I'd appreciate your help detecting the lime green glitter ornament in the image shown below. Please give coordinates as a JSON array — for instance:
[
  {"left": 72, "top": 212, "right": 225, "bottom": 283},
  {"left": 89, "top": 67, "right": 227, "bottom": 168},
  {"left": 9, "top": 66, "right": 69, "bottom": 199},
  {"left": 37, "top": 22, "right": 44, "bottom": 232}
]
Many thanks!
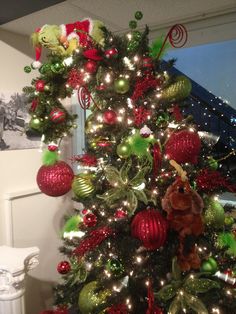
[
  {"left": 204, "top": 198, "right": 225, "bottom": 229},
  {"left": 78, "top": 281, "right": 111, "bottom": 314}
]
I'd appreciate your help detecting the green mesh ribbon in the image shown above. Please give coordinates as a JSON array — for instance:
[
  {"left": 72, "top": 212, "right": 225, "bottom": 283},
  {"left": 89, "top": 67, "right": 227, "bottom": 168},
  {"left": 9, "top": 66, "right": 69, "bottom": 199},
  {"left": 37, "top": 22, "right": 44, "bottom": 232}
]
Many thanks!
[
  {"left": 97, "top": 160, "right": 151, "bottom": 215},
  {"left": 156, "top": 257, "right": 220, "bottom": 314}
]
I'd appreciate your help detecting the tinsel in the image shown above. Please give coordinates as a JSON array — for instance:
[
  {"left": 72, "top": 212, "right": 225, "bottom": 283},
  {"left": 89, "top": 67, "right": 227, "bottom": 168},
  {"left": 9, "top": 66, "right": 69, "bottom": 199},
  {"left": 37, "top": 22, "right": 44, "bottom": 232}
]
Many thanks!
[
  {"left": 71, "top": 153, "right": 97, "bottom": 166},
  {"left": 133, "top": 106, "right": 151, "bottom": 126},
  {"left": 196, "top": 169, "right": 236, "bottom": 193},
  {"left": 73, "top": 227, "right": 114, "bottom": 257},
  {"left": 131, "top": 74, "right": 157, "bottom": 101}
]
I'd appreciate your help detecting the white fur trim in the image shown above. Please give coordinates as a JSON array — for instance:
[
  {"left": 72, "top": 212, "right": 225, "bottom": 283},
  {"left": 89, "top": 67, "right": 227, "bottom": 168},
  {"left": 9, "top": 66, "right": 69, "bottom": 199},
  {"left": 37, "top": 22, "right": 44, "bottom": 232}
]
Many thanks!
[
  {"left": 60, "top": 24, "right": 67, "bottom": 37},
  {"left": 32, "top": 61, "right": 42, "bottom": 69},
  {"left": 82, "top": 18, "right": 93, "bottom": 34},
  {"left": 67, "top": 32, "right": 80, "bottom": 41}
]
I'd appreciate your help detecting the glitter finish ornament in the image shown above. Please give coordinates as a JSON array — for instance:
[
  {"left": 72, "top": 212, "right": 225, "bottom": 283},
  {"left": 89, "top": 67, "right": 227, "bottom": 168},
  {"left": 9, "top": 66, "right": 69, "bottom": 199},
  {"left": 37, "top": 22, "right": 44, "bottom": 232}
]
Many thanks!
[
  {"left": 165, "top": 130, "right": 201, "bottom": 164},
  {"left": 78, "top": 281, "right": 111, "bottom": 314},
  {"left": 161, "top": 75, "right": 192, "bottom": 102},
  {"left": 51, "top": 61, "right": 64, "bottom": 74},
  {"left": 84, "top": 60, "right": 97, "bottom": 74},
  {"left": 114, "top": 78, "right": 130, "bottom": 94},
  {"left": 104, "top": 48, "right": 118, "bottom": 59},
  {"left": 131, "top": 209, "right": 168, "bottom": 250},
  {"left": 72, "top": 173, "right": 95, "bottom": 199},
  {"left": 49, "top": 108, "right": 66, "bottom": 123},
  {"left": 106, "top": 258, "right": 124, "bottom": 277},
  {"left": 83, "top": 213, "right": 97, "bottom": 227},
  {"left": 24, "top": 65, "right": 31, "bottom": 73},
  {"left": 103, "top": 110, "right": 117, "bottom": 125},
  {"left": 37, "top": 161, "right": 74, "bottom": 196},
  {"left": 35, "top": 79, "right": 46, "bottom": 92},
  {"left": 204, "top": 198, "right": 225, "bottom": 229},
  {"left": 57, "top": 261, "right": 71, "bottom": 274}
]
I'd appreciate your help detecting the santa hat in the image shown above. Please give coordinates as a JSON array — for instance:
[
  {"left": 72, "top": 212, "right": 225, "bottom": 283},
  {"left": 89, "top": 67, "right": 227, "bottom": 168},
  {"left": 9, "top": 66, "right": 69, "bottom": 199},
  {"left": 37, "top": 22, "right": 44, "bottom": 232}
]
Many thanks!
[{"left": 31, "top": 27, "right": 43, "bottom": 69}]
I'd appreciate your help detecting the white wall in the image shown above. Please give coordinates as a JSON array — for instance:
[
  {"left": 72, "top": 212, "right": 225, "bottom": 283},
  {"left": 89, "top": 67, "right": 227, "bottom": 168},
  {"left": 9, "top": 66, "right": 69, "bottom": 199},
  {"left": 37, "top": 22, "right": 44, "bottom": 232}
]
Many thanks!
[{"left": 0, "top": 30, "right": 73, "bottom": 313}]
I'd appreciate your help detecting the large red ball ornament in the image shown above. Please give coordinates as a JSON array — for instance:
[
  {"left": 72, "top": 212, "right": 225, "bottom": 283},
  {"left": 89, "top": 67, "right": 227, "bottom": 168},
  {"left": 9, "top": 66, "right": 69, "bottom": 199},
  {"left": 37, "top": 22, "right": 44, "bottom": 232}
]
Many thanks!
[
  {"left": 84, "top": 60, "right": 97, "bottom": 73},
  {"left": 103, "top": 110, "right": 117, "bottom": 125},
  {"left": 57, "top": 261, "right": 71, "bottom": 274},
  {"left": 49, "top": 108, "right": 66, "bottom": 123},
  {"left": 131, "top": 209, "right": 168, "bottom": 250},
  {"left": 104, "top": 48, "right": 118, "bottom": 59},
  {"left": 36, "top": 161, "right": 74, "bottom": 196},
  {"left": 165, "top": 130, "right": 201, "bottom": 164},
  {"left": 35, "top": 80, "right": 45, "bottom": 92}
]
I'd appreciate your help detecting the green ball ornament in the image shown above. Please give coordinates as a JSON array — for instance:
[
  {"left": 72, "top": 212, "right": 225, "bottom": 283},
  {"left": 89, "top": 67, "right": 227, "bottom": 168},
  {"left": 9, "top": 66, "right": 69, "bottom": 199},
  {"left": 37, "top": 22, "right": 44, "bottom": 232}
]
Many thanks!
[
  {"left": 114, "top": 78, "right": 130, "bottom": 94},
  {"left": 24, "top": 66, "right": 31, "bottom": 73},
  {"left": 129, "top": 20, "right": 137, "bottom": 29},
  {"left": 135, "top": 11, "right": 143, "bottom": 20},
  {"left": 51, "top": 62, "right": 64, "bottom": 74},
  {"left": 29, "top": 117, "right": 42, "bottom": 130},
  {"left": 72, "top": 173, "right": 95, "bottom": 199},
  {"left": 39, "top": 63, "right": 52, "bottom": 75},
  {"left": 208, "top": 157, "right": 218, "bottom": 170},
  {"left": 133, "top": 30, "right": 142, "bottom": 40},
  {"left": 106, "top": 258, "right": 124, "bottom": 277},
  {"left": 156, "top": 112, "right": 170, "bottom": 127},
  {"left": 224, "top": 216, "right": 234, "bottom": 226},
  {"left": 161, "top": 75, "right": 192, "bottom": 102},
  {"left": 116, "top": 142, "right": 132, "bottom": 159},
  {"left": 204, "top": 198, "right": 225, "bottom": 229},
  {"left": 78, "top": 281, "right": 111, "bottom": 314},
  {"left": 201, "top": 257, "right": 218, "bottom": 274}
]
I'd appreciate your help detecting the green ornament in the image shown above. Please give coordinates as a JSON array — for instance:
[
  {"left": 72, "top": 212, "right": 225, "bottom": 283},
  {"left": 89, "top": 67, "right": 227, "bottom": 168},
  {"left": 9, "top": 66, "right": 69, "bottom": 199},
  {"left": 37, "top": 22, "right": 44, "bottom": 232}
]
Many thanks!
[
  {"left": 129, "top": 20, "right": 137, "bottom": 29},
  {"left": 208, "top": 157, "right": 218, "bottom": 170},
  {"left": 29, "top": 117, "right": 41, "bottom": 130},
  {"left": 24, "top": 66, "right": 31, "bottom": 73},
  {"left": 135, "top": 11, "right": 143, "bottom": 20},
  {"left": 161, "top": 75, "right": 192, "bottom": 102},
  {"left": 224, "top": 216, "right": 234, "bottom": 226},
  {"left": 201, "top": 257, "right": 218, "bottom": 274},
  {"left": 51, "top": 61, "right": 64, "bottom": 74},
  {"left": 78, "top": 281, "right": 111, "bottom": 314},
  {"left": 39, "top": 63, "right": 52, "bottom": 75},
  {"left": 156, "top": 112, "right": 169, "bottom": 127},
  {"left": 106, "top": 258, "right": 124, "bottom": 277},
  {"left": 72, "top": 173, "right": 95, "bottom": 199},
  {"left": 114, "top": 78, "right": 130, "bottom": 94},
  {"left": 62, "top": 215, "right": 82, "bottom": 234},
  {"left": 116, "top": 142, "right": 132, "bottom": 159},
  {"left": 133, "top": 30, "right": 142, "bottom": 40},
  {"left": 204, "top": 198, "right": 225, "bottom": 229}
]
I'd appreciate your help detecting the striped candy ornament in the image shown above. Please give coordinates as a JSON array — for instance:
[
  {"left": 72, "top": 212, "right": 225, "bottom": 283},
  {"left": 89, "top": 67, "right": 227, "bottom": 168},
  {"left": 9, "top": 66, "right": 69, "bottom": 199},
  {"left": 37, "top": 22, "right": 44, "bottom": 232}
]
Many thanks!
[
  {"left": 49, "top": 108, "right": 66, "bottom": 123},
  {"left": 131, "top": 209, "right": 168, "bottom": 250},
  {"left": 72, "top": 173, "right": 95, "bottom": 199}
]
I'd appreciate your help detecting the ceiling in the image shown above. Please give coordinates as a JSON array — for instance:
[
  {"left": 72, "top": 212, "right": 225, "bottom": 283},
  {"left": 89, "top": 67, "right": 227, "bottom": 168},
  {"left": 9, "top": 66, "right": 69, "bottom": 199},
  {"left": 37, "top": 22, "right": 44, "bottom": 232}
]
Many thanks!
[{"left": 1, "top": 0, "right": 236, "bottom": 36}]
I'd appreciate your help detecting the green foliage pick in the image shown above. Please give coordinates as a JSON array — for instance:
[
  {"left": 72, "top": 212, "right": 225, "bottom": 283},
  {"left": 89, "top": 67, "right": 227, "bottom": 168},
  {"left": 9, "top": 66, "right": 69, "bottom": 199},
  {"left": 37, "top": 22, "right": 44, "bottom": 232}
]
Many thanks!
[
  {"left": 62, "top": 215, "right": 82, "bottom": 234},
  {"left": 217, "top": 232, "right": 236, "bottom": 256},
  {"left": 42, "top": 149, "right": 59, "bottom": 166},
  {"left": 149, "top": 36, "right": 170, "bottom": 59}
]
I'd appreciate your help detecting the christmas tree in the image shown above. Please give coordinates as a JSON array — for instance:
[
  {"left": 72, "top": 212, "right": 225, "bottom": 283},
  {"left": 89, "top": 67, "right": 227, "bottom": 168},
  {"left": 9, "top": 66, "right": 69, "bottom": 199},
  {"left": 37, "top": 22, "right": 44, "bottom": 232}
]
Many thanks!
[{"left": 23, "top": 13, "right": 236, "bottom": 314}]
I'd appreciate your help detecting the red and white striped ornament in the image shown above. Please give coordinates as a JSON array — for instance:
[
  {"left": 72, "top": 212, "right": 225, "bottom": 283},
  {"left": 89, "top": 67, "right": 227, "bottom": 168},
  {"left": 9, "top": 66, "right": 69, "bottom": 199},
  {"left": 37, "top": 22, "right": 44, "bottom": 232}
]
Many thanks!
[{"left": 49, "top": 108, "right": 66, "bottom": 123}]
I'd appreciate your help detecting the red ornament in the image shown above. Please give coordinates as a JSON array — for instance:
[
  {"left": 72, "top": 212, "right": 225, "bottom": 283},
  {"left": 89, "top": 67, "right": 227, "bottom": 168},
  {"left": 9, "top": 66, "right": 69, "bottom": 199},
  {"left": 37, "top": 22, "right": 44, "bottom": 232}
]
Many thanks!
[
  {"left": 83, "top": 213, "right": 97, "bottom": 227},
  {"left": 131, "top": 74, "right": 157, "bottom": 102},
  {"left": 49, "top": 108, "right": 66, "bottom": 123},
  {"left": 35, "top": 80, "right": 45, "bottom": 92},
  {"left": 133, "top": 106, "right": 151, "bottom": 126},
  {"left": 83, "top": 49, "right": 103, "bottom": 61},
  {"left": 36, "top": 161, "right": 74, "bottom": 196},
  {"left": 67, "top": 68, "right": 83, "bottom": 89},
  {"left": 48, "top": 143, "right": 58, "bottom": 152},
  {"left": 30, "top": 98, "right": 38, "bottom": 112},
  {"left": 104, "top": 48, "right": 118, "bottom": 59},
  {"left": 106, "top": 304, "right": 128, "bottom": 314},
  {"left": 114, "top": 209, "right": 127, "bottom": 219},
  {"left": 131, "top": 209, "right": 168, "bottom": 250},
  {"left": 57, "top": 261, "right": 71, "bottom": 274},
  {"left": 165, "top": 130, "right": 201, "bottom": 164},
  {"left": 72, "top": 153, "right": 97, "bottom": 166},
  {"left": 84, "top": 60, "right": 97, "bottom": 73},
  {"left": 171, "top": 104, "right": 183, "bottom": 122},
  {"left": 142, "top": 57, "right": 153, "bottom": 69},
  {"left": 103, "top": 110, "right": 117, "bottom": 125}
]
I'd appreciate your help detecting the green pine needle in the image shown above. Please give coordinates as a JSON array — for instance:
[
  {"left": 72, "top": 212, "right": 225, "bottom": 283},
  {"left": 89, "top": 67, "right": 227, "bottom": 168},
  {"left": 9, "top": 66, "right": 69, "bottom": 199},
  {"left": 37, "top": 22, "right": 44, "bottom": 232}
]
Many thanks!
[{"left": 42, "top": 149, "right": 59, "bottom": 166}]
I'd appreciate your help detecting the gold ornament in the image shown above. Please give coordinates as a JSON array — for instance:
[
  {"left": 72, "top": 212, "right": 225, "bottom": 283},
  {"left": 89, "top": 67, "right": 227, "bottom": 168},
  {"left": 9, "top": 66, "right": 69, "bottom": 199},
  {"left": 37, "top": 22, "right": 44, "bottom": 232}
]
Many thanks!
[{"left": 72, "top": 173, "right": 95, "bottom": 199}]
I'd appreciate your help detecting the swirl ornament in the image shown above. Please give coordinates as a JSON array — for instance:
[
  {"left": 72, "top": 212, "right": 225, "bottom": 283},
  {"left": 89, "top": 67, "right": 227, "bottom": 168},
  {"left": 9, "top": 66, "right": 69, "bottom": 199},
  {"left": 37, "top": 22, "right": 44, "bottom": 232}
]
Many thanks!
[{"left": 78, "top": 86, "right": 91, "bottom": 109}]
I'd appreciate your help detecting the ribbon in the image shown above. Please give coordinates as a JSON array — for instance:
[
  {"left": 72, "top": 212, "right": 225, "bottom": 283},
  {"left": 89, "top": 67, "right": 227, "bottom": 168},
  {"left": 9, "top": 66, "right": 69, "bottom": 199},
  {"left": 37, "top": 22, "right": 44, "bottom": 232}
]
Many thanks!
[
  {"left": 153, "top": 143, "right": 162, "bottom": 180},
  {"left": 146, "top": 282, "right": 163, "bottom": 314}
]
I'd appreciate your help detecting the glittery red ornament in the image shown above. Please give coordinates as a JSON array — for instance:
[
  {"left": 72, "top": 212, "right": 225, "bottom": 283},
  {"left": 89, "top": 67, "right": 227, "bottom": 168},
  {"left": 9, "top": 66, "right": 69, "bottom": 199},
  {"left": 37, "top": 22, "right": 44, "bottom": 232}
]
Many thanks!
[
  {"left": 35, "top": 80, "right": 45, "bottom": 92},
  {"left": 83, "top": 213, "right": 97, "bottom": 227},
  {"left": 104, "top": 48, "right": 118, "bottom": 59},
  {"left": 84, "top": 60, "right": 97, "bottom": 73},
  {"left": 67, "top": 68, "right": 83, "bottom": 89},
  {"left": 30, "top": 98, "right": 38, "bottom": 112},
  {"left": 133, "top": 106, "right": 151, "bottom": 126},
  {"left": 72, "top": 153, "right": 97, "bottom": 166},
  {"left": 36, "top": 161, "right": 74, "bottom": 196},
  {"left": 103, "top": 110, "right": 117, "bottom": 125},
  {"left": 57, "top": 261, "right": 71, "bottom": 274},
  {"left": 114, "top": 209, "right": 127, "bottom": 219},
  {"left": 49, "top": 108, "right": 66, "bottom": 123},
  {"left": 165, "top": 130, "right": 201, "bottom": 164},
  {"left": 131, "top": 209, "right": 168, "bottom": 250}
]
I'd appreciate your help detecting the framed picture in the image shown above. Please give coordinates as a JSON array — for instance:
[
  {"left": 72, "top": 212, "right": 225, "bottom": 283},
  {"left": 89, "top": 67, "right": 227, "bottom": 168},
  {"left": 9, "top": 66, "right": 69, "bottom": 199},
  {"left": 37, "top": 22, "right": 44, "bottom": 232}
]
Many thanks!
[{"left": 0, "top": 92, "right": 41, "bottom": 151}]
